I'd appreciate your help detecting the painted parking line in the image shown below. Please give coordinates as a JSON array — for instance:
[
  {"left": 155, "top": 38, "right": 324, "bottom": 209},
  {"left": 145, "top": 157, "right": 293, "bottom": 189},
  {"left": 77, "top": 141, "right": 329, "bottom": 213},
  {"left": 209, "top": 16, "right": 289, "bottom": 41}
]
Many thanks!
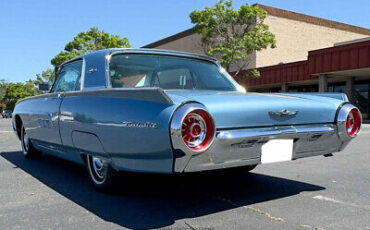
[
  {"left": 0, "top": 131, "right": 14, "bottom": 133},
  {"left": 313, "top": 195, "right": 370, "bottom": 210}
]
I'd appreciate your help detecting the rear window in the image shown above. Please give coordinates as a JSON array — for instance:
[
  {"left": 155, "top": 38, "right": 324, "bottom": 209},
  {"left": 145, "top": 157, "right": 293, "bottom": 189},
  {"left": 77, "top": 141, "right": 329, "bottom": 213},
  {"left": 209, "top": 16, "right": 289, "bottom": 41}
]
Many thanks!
[{"left": 109, "top": 54, "right": 236, "bottom": 91}]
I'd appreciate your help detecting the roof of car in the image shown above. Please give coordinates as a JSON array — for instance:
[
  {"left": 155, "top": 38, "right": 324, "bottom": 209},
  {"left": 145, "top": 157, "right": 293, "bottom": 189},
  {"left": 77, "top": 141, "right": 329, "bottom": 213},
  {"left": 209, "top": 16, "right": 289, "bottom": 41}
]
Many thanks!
[{"left": 62, "top": 48, "right": 218, "bottom": 67}]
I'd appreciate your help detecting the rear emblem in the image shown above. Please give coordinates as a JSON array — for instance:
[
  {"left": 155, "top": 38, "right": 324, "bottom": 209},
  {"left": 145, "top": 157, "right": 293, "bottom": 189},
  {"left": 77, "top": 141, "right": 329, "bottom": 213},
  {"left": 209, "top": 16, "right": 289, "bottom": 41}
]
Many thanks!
[{"left": 269, "top": 109, "right": 298, "bottom": 117}]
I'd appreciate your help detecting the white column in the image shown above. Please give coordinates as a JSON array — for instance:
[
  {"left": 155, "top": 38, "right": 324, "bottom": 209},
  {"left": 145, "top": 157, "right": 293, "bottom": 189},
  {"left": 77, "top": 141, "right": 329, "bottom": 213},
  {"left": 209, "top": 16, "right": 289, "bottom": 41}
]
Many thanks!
[
  {"left": 318, "top": 75, "right": 328, "bottom": 92},
  {"left": 346, "top": 77, "right": 354, "bottom": 103},
  {"left": 281, "top": 83, "right": 288, "bottom": 92}
]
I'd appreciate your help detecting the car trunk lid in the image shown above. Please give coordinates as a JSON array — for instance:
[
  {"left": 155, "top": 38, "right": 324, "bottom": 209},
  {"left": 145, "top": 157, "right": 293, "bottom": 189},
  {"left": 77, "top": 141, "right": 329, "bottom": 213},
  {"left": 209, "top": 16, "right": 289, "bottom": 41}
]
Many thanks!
[{"left": 165, "top": 90, "right": 342, "bottom": 129}]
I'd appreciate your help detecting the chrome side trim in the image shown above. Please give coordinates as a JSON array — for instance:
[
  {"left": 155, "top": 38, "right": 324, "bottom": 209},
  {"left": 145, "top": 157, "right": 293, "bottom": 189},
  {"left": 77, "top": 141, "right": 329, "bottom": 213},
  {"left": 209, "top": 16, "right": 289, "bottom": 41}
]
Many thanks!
[
  {"left": 105, "top": 53, "right": 112, "bottom": 88},
  {"left": 80, "top": 58, "right": 86, "bottom": 91}
]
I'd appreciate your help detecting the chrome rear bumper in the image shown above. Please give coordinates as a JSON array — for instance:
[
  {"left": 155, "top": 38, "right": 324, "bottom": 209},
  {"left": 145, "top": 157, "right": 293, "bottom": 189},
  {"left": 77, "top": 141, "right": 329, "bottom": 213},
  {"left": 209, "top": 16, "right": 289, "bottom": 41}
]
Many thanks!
[{"left": 174, "top": 123, "right": 351, "bottom": 172}]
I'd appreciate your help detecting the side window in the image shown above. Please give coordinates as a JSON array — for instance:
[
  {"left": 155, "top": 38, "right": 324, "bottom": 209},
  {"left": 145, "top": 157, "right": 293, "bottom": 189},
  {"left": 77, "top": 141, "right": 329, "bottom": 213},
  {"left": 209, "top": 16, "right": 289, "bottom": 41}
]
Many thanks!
[{"left": 53, "top": 61, "right": 82, "bottom": 92}]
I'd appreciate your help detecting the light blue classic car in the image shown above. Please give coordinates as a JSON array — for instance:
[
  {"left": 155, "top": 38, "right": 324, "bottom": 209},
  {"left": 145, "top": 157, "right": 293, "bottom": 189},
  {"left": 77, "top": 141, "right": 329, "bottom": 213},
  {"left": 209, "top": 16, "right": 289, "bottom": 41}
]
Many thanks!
[{"left": 12, "top": 49, "right": 362, "bottom": 191}]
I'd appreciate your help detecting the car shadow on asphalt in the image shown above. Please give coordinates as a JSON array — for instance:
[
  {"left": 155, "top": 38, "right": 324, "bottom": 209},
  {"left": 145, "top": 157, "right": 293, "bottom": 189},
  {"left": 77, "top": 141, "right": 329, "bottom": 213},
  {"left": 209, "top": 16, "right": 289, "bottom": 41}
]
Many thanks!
[{"left": 1, "top": 151, "right": 324, "bottom": 229}]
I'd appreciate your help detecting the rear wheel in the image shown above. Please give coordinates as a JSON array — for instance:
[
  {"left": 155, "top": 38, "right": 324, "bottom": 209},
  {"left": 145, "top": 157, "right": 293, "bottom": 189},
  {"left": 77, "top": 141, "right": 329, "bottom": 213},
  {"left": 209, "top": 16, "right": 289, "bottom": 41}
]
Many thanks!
[
  {"left": 21, "top": 125, "right": 41, "bottom": 158},
  {"left": 86, "top": 155, "right": 118, "bottom": 192}
]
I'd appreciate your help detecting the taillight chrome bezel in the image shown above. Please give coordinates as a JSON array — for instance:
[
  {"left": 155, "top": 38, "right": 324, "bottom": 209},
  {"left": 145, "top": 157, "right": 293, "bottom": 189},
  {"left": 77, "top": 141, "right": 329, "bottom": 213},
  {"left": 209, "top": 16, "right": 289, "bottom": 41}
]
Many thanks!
[
  {"left": 170, "top": 103, "right": 216, "bottom": 156},
  {"left": 337, "top": 103, "right": 362, "bottom": 139}
]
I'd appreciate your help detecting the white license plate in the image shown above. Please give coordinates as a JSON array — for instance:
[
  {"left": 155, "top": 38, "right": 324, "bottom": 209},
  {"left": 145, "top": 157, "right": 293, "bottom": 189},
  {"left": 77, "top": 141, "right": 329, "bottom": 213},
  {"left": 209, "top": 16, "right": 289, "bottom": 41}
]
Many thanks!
[{"left": 261, "top": 139, "right": 293, "bottom": 164}]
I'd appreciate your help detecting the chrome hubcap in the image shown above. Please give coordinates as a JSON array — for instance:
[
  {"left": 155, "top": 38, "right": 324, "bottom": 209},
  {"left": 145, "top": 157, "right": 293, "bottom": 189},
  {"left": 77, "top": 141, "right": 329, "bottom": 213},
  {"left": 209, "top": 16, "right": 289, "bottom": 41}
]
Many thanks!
[
  {"left": 23, "top": 129, "right": 29, "bottom": 152},
  {"left": 92, "top": 156, "right": 106, "bottom": 180}
]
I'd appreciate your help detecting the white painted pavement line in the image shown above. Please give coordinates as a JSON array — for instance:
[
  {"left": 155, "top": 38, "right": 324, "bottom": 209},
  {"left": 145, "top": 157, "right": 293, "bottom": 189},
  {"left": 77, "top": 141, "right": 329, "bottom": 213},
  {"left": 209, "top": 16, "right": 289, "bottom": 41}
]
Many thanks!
[
  {"left": 0, "top": 131, "right": 13, "bottom": 133},
  {"left": 313, "top": 195, "right": 370, "bottom": 210}
]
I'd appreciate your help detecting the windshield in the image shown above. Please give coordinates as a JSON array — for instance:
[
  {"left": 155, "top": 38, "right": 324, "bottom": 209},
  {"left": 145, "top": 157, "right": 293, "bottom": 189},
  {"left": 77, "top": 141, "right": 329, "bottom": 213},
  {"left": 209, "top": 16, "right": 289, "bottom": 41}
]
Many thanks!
[{"left": 109, "top": 54, "right": 237, "bottom": 91}]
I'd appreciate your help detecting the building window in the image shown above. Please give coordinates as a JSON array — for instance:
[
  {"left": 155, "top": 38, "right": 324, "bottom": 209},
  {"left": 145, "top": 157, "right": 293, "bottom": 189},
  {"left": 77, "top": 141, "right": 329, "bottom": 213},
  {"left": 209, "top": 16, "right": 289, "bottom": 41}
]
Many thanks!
[
  {"left": 328, "top": 83, "right": 346, "bottom": 94},
  {"left": 268, "top": 87, "right": 281, "bottom": 93},
  {"left": 354, "top": 80, "right": 369, "bottom": 119},
  {"left": 288, "top": 85, "right": 318, "bottom": 92}
]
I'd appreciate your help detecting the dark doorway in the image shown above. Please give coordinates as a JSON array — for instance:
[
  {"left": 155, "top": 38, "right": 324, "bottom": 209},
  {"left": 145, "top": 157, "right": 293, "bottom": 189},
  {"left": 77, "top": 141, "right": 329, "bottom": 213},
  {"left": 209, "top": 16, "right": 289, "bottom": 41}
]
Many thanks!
[
  {"left": 328, "top": 82, "right": 346, "bottom": 94},
  {"left": 288, "top": 84, "right": 319, "bottom": 92},
  {"left": 354, "top": 80, "right": 370, "bottom": 119}
]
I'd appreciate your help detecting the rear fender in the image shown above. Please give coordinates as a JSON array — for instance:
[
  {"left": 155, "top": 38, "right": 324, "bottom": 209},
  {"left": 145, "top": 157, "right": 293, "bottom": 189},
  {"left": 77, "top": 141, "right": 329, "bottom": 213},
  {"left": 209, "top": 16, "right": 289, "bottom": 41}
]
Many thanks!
[{"left": 60, "top": 88, "right": 180, "bottom": 173}]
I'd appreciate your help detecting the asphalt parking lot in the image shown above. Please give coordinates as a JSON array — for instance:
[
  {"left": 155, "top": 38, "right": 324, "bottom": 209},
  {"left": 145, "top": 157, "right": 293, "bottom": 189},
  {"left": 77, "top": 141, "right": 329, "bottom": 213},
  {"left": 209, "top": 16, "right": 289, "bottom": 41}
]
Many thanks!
[{"left": 0, "top": 118, "right": 369, "bottom": 230}]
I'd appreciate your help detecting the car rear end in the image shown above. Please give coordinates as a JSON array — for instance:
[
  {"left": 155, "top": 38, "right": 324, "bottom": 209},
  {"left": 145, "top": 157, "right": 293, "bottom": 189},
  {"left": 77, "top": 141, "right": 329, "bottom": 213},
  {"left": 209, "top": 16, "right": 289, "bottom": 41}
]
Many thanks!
[
  {"left": 103, "top": 49, "right": 362, "bottom": 174},
  {"left": 168, "top": 97, "right": 362, "bottom": 173}
]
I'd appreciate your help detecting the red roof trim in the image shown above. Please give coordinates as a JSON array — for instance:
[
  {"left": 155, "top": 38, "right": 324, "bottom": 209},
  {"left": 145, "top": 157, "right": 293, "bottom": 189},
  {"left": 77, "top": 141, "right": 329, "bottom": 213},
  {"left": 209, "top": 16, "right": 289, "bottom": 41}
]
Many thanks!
[{"left": 234, "top": 40, "right": 370, "bottom": 87}]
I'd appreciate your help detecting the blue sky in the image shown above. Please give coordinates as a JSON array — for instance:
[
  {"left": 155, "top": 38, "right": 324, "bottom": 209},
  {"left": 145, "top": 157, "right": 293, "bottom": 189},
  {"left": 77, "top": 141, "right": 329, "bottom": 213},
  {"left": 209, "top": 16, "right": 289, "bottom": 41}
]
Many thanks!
[{"left": 0, "top": 0, "right": 369, "bottom": 83}]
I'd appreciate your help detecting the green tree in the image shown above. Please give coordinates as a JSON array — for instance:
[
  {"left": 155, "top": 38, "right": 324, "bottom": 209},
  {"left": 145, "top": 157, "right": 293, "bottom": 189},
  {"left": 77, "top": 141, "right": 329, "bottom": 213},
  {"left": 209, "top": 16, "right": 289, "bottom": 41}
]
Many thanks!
[
  {"left": 0, "top": 79, "right": 8, "bottom": 111},
  {"left": 3, "top": 82, "right": 39, "bottom": 110},
  {"left": 51, "top": 27, "right": 131, "bottom": 68},
  {"left": 0, "top": 79, "right": 8, "bottom": 100},
  {"left": 34, "top": 68, "right": 55, "bottom": 86},
  {"left": 190, "top": 0, "right": 276, "bottom": 78}
]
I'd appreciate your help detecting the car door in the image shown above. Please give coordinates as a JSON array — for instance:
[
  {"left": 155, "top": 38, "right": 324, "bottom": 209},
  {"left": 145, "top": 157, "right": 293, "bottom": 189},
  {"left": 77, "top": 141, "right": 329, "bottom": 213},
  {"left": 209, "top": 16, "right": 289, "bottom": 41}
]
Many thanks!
[
  {"left": 34, "top": 60, "right": 83, "bottom": 150},
  {"left": 27, "top": 91, "right": 63, "bottom": 148}
]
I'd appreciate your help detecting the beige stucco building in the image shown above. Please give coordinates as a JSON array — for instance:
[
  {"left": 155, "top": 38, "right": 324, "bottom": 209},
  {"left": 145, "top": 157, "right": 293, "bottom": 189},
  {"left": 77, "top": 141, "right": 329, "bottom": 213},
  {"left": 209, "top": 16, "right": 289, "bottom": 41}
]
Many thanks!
[
  {"left": 143, "top": 4, "right": 370, "bottom": 119},
  {"left": 144, "top": 4, "right": 369, "bottom": 69}
]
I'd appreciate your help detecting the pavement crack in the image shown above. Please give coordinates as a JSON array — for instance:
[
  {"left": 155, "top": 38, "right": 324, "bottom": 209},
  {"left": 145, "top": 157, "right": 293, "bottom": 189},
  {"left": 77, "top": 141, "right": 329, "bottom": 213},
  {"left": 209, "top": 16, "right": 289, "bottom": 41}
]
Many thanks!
[
  {"left": 184, "top": 187, "right": 327, "bottom": 230},
  {"left": 207, "top": 194, "right": 285, "bottom": 223},
  {"left": 179, "top": 183, "right": 286, "bottom": 224},
  {"left": 243, "top": 205, "right": 285, "bottom": 222},
  {"left": 184, "top": 222, "right": 197, "bottom": 230}
]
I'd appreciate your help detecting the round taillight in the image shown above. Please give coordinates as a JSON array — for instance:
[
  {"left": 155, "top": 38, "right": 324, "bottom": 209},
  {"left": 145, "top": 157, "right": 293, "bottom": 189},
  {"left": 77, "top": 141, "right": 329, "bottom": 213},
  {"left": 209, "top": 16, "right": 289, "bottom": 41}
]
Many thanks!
[
  {"left": 346, "top": 108, "right": 361, "bottom": 137},
  {"left": 181, "top": 109, "right": 214, "bottom": 151}
]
